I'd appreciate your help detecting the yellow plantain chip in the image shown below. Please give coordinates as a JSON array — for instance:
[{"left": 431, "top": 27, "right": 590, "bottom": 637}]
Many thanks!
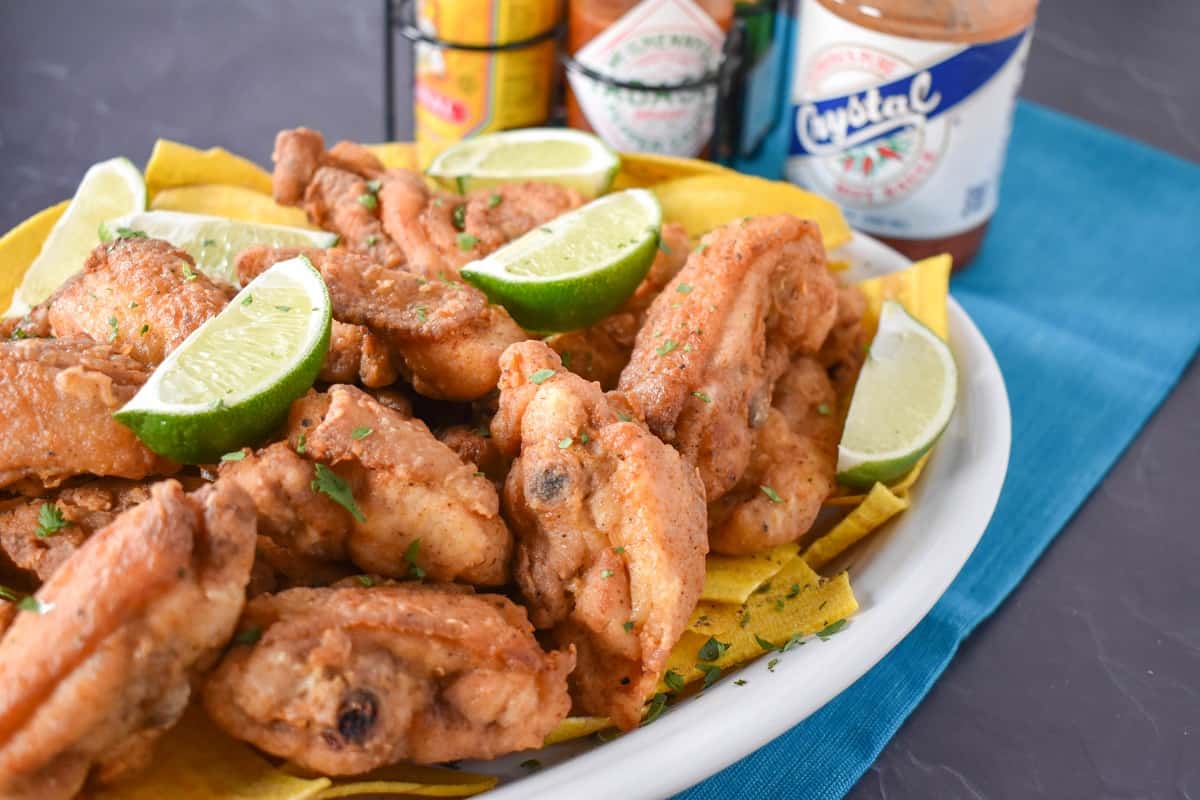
[
  {"left": 315, "top": 765, "right": 497, "bottom": 798},
  {"left": 144, "top": 139, "right": 273, "bottom": 198},
  {"left": 0, "top": 200, "right": 67, "bottom": 312},
  {"left": 803, "top": 482, "right": 910, "bottom": 570},
  {"left": 95, "top": 707, "right": 330, "bottom": 800},
  {"left": 544, "top": 716, "right": 614, "bottom": 746},
  {"left": 855, "top": 252, "right": 951, "bottom": 340},
  {"left": 688, "top": 600, "right": 745, "bottom": 636},
  {"left": 661, "top": 557, "right": 858, "bottom": 688},
  {"left": 611, "top": 151, "right": 731, "bottom": 190},
  {"left": 366, "top": 142, "right": 420, "bottom": 171},
  {"left": 653, "top": 173, "right": 852, "bottom": 250},
  {"left": 150, "top": 184, "right": 317, "bottom": 229},
  {"left": 701, "top": 543, "right": 800, "bottom": 604}
]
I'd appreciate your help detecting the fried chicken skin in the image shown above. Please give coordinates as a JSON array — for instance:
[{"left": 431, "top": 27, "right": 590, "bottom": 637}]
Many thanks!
[
  {"left": 438, "top": 424, "right": 507, "bottom": 485},
  {"left": 0, "top": 479, "right": 257, "bottom": 799},
  {"left": 272, "top": 127, "right": 327, "bottom": 206},
  {"left": 203, "top": 584, "right": 574, "bottom": 772},
  {"left": 0, "top": 339, "right": 176, "bottom": 491},
  {"left": 617, "top": 215, "right": 837, "bottom": 500},
  {"left": 237, "top": 246, "right": 526, "bottom": 400},
  {"left": 820, "top": 285, "right": 870, "bottom": 400},
  {"left": 0, "top": 480, "right": 152, "bottom": 583},
  {"left": 494, "top": 341, "right": 708, "bottom": 730},
  {"left": 708, "top": 358, "right": 839, "bottom": 554},
  {"left": 322, "top": 320, "right": 401, "bottom": 388}
]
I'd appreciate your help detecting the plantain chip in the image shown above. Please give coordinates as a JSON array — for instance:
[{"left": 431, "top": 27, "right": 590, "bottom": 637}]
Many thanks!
[
  {"left": 144, "top": 139, "right": 273, "bottom": 199},
  {"left": 314, "top": 765, "right": 497, "bottom": 798},
  {"left": 803, "top": 482, "right": 910, "bottom": 570},
  {"left": 150, "top": 184, "right": 316, "bottom": 229},
  {"left": 610, "top": 151, "right": 731, "bottom": 191},
  {"left": 653, "top": 173, "right": 852, "bottom": 250},
  {"left": 95, "top": 707, "right": 330, "bottom": 800},
  {"left": 0, "top": 200, "right": 67, "bottom": 312},
  {"left": 701, "top": 543, "right": 800, "bottom": 604},
  {"left": 544, "top": 716, "right": 614, "bottom": 746},
  {"left": 661, "top": 557, "right": 858, "bottom": 689},
  {"left": 366, "top": 142, "right": 420, "bottom": 171},
  {"left": 855, "top": 252, "right": 951, "bottom": 340}
]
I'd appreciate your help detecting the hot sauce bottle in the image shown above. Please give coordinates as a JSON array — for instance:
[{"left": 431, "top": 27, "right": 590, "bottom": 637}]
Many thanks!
[
  {"left": 566, "top": 0, "right": 734, "bottom": 157},
  {"left": 786, "top": 0, "right": 1039, "bottom": 268}
]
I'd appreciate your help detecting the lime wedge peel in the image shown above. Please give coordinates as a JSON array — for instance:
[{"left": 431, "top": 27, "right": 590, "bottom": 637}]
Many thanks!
[
  {"left": 427, "top": 128, "right": 620, "bottom": 198},
  {"left": 460, "top": 189, "right": 661, "bottom": 332},
  {"left": 7, "top": 157, "right": 145, "bottom": 316},
  {"left": 100, "top": 210, "right": 337, "bottom": 286},
  {"left": 836, "top": 300, "right": 958, "bottom": 488},
  {"left": 115, "top": 256, "right": 332, "bottom": 463}
]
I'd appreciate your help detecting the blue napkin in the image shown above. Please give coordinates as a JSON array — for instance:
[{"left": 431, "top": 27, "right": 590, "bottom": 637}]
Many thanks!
[{"left": 679, "top": 102, "right": 1200, "bottom": 800}]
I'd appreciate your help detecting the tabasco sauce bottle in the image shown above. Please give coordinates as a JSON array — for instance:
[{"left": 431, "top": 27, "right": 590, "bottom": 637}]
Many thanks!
[{"left": 786, "top": 0, "right": 1039, "bottom": 267}]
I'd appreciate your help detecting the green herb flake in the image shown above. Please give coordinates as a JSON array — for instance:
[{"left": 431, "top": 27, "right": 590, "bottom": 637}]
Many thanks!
[
  {"left": 817, "top": 619, "right": 848, "bottom": 640},
  {"left": 558, "top": 437, "right": 573, "bottom": 449},
  {"left": 613, "top": 546, "right": 625, "bottom": 554},
  {"left": 115, "top": 226, "right": 147, "bottom": 239},
  {"left": 600, "top": 568, "right": 614, "bottom": 578},
  {"left": 734, "top": 678, "right": 748, "bottom": 686},
  {"left": 365, "top": 234, "right": 379, "bottom": 247},
  {"left": 201, "top": 238, "right": 216, "bottom": 247},
  {"left": 656, "top": 339, "right": 678, "bottom": 357},
  {"left": 663, "top": 669, "right": 685, "bottom": 692},
  {"left": 234, "top": 626, "right": 263, "bottom": 645},
  {"left": 695, "top": 242, "right": 709, "bottom": 254},
  {"left": 295, "top": 433, "right": 307, "bottom": 454},
  {"left": 8, "top": 328, "right": 28, "bottom": 341},
  {"left": 18, "top": 595, "right": 52, "bottom": 614},
  {"left": 739, "top": 609, "right": 751, "bottom": 628},
  {"left": 351, "top": 426, "right": 373, "bottom": 440},
  {"left": 617, "top": 411, "right": 633, "bottom": 422},
  {"left": 415, "top": 305, "right": 428, "bottom": 323},
  {"left": 754, "top": 634, "right": 777, "bottom": 652},
  {"left": 311, "top": 463, "right": 365, "bottom": 522},
  {"left": 695, "top": 663, "right": 722, "bottom": 688},
  {"left": 451, "top": 204, "right": 467, "bottom": 231},
  {"left": 475, "top": 425, "right": 491, "bottom": 439},
  {"left": 676, "top": 283, "right": 693, "bottom": 294},
  {"left": 760, "top": 485, "right": 783, "bottom": 504},
  {"left": 774, "top": 598, "right": 785, "bottom": 611},
  {"left": 816, "top": 403, "right": 832, "bottom": 416},
  {"left": 181, "top": 263, "right": 198, "bottom": 281},
  {"left": 787, "top": 583, "right": 801, "bottom": 599},
  {"left": 756, "top": 581, "right": 773, "bottom": 594},
  {"left": 35, "top": 504, "right": 70, "bottom": 539},
  {"left": 220, "top": 450, "right": 246, "bottom": 462},
  {"left": 697, "top": 637, "right": 730, "bottom": 662},
  {"left": 107, "top": 316, "right": 119, "bottom": 342},
  {"left": 456, "top": 232, "right": 478, "bottom": 251},
  {"left": 782, "top": 633, "right": 806, "bottom": 652},
  {"left": 241, "top": 294, "right": 254, "bottom": 306},
  {"left": 0, "top": 585, "right": 19, "bottom": 603},
  {"left": 139, "top": 324, "right": 149, "bottom": 336},
  {"left": 365, "top": 179, "right": 382, "bottom": 194},
  {"left": 529, "top": 368, "right": 555, "bottom": 384},
  {"left": 623, "top": 620, "right": 635, "bottom": 632},
  {"left": 691, "top": 390, "right": 711, "bottom": 404},
  {"left": 487, "top": 193, "right": 502, "bottom": 208},
  {"left": 358, "top": 192, "right": 378, "bottom": 210},
  {"left": 641, "top": 693, "right": 668, "bottom": 726},
  {"left": 404, "top": 538, "right": 426, "bottom": 580},
  {"left": 579, "top": 432, "right": 589, "bottom": 444},
  {"left": 767, "top": 657, "right": 780, "bottom": 672},
  {"left": 128, "top": 301, "right": 139, "bottom": 309},
  {"left": 355, "top": 575, "right": 375, "bottom": 588}
]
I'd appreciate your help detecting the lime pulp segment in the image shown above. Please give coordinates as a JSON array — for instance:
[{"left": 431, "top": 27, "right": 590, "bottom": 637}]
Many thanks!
[{"left": 428, "top": 128, "right": 620, "bottom": 197}]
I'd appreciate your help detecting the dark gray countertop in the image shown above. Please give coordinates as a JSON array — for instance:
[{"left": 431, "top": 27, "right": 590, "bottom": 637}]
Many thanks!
[{"left": 1, "top": 2, "right": 1196, "bottom": 797}]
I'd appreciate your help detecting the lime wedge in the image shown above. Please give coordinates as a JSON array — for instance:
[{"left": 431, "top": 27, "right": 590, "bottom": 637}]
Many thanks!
[
  {"left": 460, "top": 189, "right": 661, "bottom": 331},
  {"left": 836, "top": 300, "right": 958, "bottom": 488},
  {"left": 115, "top": 256, "right": 332, "bottom": 463},
  {"left": 428, "top": 128, "right": 620, "bottom": 198},
  {"left": 6, "top": 157, "right": 145, "bottom": 315},
  {"left": 100, "top": 210, "right": 337, "bottom": 286}
]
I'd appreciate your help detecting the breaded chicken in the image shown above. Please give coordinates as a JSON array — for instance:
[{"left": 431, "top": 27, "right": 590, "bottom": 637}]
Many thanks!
[
  {"left": 617, "top": 216, "right": 837, "bottom": 500},
  {"left": 438, "top": 423, "right": 507, "bottom": 485},
  {"left": 0, "top": 339, "right": 176, "bottom": 491},
  {"left": 820, "top": 285, "right": 870, "bottom": 401},
  {"left": 0, "top": 480, "right": 152, "bottom": 583},
  {"left": 203, "top": 583, "right": 573, "bottom": 772},
  {"left": 304, "top": 167, "right": 407, "bottom": 269},
  {"left": 237, "top": 246, "right": 526, "bottom": 400},
  {"left": 494, "top": 342, "right": 708, "bottom": 730},
  {"left": 322, "top": 320, "right": 400, "bottom": 388},
  {"left": 0, "top": 479, "right": 257, "bottom": 799},
  {"left": 272, "top": 127, "right": 327, "bottom": 206},
  {"left": 708, "top": 358, "right": 839, "bottom": 554}
]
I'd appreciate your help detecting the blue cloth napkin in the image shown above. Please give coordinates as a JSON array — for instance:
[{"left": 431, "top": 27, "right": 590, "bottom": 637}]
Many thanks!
[{"left": 679, "top": 101, "right": 1200, "bottom": 800}]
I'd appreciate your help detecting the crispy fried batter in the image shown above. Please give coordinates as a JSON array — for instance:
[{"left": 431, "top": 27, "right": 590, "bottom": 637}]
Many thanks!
[
  {"left": 496, "top": 342, "right": 707, "bottom": 729},
  {"left": 204, "top": 583, "right": 573, "bottom": 773},
  {"left": 322, "top": 320, "right": 401, "bottom": 388},
  {"left": 708, "top": 358, "right": 838, "bottom": 554},
  {"left": 0, "top": 479, "right": 256, "bottom": 799},
  {"left": 0, "top": 339, "right": 176, "bottom": 491},
  {"left": 820, "top": 285, "right": 869, "bottom": 401},
  {"left": 617, "top": 216, "right": 837, "bottom": 500},
  {"left": 272, "top": 127, "right": 327, "bottom": 206},
  {"left": 305, "top": 167, "right": 406, "bottom": 269},
  {"left": 438, "top": 424, "right": 507, "bottom": 485}
]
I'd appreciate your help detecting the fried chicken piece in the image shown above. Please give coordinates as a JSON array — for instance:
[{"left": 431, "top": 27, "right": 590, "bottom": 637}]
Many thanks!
[
  {"left": 819, "top": 285, "right": 869, "bottom": 401},
  {"left": 0, "top": 479, "right": 257, "bottom": 799},
  {"left": 237, "top": 246, "right": 526, "bottom": 400},
  {"left": 708, "top": 358, "right": 839, "bottom": 554},
  {"left": 322, "top": 321, "right": 400, "bottom": 388},
  {"left": 617, "top": 216, "right": 838, "bottom": 500},
  {"left": 378, "top": 172, "right": 584, "bottom": 280},
  {"left": 204, "top": 583, "right": 573, "bottom": 773},
  {"left": 323, "top": 140, "right": 386, "bottom": 180},
  {"left": 0, "top": 339, "right": 176, "bottom": 491},
  {"left": 0, "top": 480, "right": 152, "bottom": 583},
  {"left": 272, "top": 127, "right": 327, "bottom": 206},
  {"left": 495, "top": 341, "right": 707, "bottom": 729},
  {"left": 303, "top": 167, "right": 407, "bottom": 269},
  {"left": 438, "top": 424, "right": 507, "bottom": 484}
]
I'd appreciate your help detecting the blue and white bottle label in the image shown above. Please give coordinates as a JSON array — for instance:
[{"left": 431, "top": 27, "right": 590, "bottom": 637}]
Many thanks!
[{"left": 786, "top": 0, "right": 1032, "bottom": 239}]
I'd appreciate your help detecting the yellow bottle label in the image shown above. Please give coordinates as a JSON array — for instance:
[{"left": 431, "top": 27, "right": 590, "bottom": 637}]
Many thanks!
[{"left": 414, "top": 0, "right": 559, "bottom": 168}]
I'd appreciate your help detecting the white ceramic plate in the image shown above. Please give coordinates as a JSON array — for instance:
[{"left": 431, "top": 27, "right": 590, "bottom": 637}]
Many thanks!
[{"left": 474, "top": 232, "right": 1012, "bottom": 800}]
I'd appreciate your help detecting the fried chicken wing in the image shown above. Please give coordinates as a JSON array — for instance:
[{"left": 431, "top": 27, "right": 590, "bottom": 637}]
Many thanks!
[
  {"left": 708, "top": 358, "right": 839, "bottom": 554},
  {"left": 0, "top": 479, "right": 257, "bottom": 799},
  {"left": 495, "top": 341, "right": 707, "bottom": 729},
  {"left": 617, "top": 215, "right": 837, "bottom": 500},
  {"left": 203, "top": 583, "right": 573, "bottom": 773},
  {"left": 0, "top": 480, "right": 151, "bottom": 583},
  {"left": 0, "top": 339, "right": 176, "bottom": 491}
]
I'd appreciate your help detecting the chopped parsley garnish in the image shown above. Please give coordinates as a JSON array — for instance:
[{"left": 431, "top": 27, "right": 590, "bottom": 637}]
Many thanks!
[
  {"left": 451, "top": 204, "right": 467, "bottom": 231},
  {"left": 520, "top": 759, "right": 541, "bottom": 771},
  {"left": 358, "top": 192, "right": 378, "bottom": 210},
  {"left": 456, "top": 232, "right": 478, "bottom": 251},
  {"left": 414, "top": 305, "right": 428, "bottom": 323},
  {"left": 734, "top": 679, "right": 748, "bottom": 686},
  {"left": 559, "top": 351, "right": 571, "bottom": 368},
  {"left": 107, "top": 316, "right": 119, "bottom": 342},
  {"left": 786, "top": 583, "right": 802, "bottom": 598},
  {"left": 816, "top": 403, "right": 832, "bottom": 416},
  {"left": 782, "top": 633, "right": 806, "bottom": 652},
  {"left": 767, "top": 657, "right": 779, "bottom": 672},
  {"left": 695, "top": 663, "right": 721, "bottom": 688},
  {"left": 201, "top": 238, "right": 216, "bottom": 247},
  {"left": 0, "top": 586, "right": 19, "bottom": 602},
  {"left": 139, "top": 324, "right": 149, "bottom": 336},
  {"left": 35, "top": 503, "right": 70, "bottom": 539},
  {"left": 695, "top": 242, "right": 708, "bottom": 253},
  {"left": 351, "top": 426, "right": 373, "bottom": 440},
  {"left": 9, "top": 327, "right": 28, "bottom": 341},
  {"left": 365, "top": 234, "right": 379, "bottom": 247},
  {"left": 487, "top": 193, "right": 502, "bottom": 208},
  {"left": 817, "top": 619, "right": 848, "bottom": 640},
  {"left": 739, "top": 609, "right": 751, "bottom": 628},
  {"left": 311, "top": 463, "right": 365, "bottom": 522},
  {"left": 579, "top": 432, "right": 589, "bottom": 444},
  {"left": 676, "top": 283, "right": 693, "bottom": 294},
  {"left": 558, "top": 437, "right": 573, "bottom": 449},
  {"left": 760, "top": 485, "right": 783, "bottom": 504},
  {"left": 623, "top": 620, "right": 635, "bottom": 632},
  {"left": 774, "top": 598, "right": 785, "bottom": 611},
  {"left": 641, "top": 693, "right": 668, "bottom": 726},
  {"left": 529, "top": 368, "right": 555, "bottom": 384},
  {"left": 663, "top": 669, "right": 685, "bottom": 692},
  {"left": 691, "top": 390, "right": 711, "bottom": 404},
  {"left": 754, "top": 634, "right": 776, "bottom": 652},
  {"left": 114, "top": 226, "right": 147, "bottom": 239},
  {"left": 18, "top": 595, "right": 52, "bottom": 614},
  {"left": 617, "top": 411, "right": 633, "bottom": 422},
  {"left": 295, "top": 433, "right": 307, "bottom": 454},
  {"left": 612, "top": 546, "right": 625, "bottom": 554},
  {"left": 655, "top": 339, "right": 677, "bottom": 357},
  {"left": 404, "top": 538, "right": 426, "bottom": 579},
  {"left": 697, "top": 637, "right": 730, "bottom": 662},
  {"left": 355, "top": 574, "right": 375, "bottom": 587},
  {"left": 756, "top": 581, "right": 772, "bottom": 594},
  {"left": 234, "top": 626, "right": 263, "bottom": 645},
  {"left": 181, "top": 263, "right": 198, "bottom": 281},
  {"left": 128, "top": 301, "right": 139, "bottom": 308},
  {"left": 365, "top": 179, "right": 382, "bottom": 193},
  {"left": 275, "top": 305, "right": 292, "bottom": 312},
  {"left": 600, "top": 569, "right": 614, "bottom": 578},
  {"left": 242, "top": 293, "right": 254, "bottom": 306},
  {"left": 220, "top": 450, "right": 246, "bottom": 462}
]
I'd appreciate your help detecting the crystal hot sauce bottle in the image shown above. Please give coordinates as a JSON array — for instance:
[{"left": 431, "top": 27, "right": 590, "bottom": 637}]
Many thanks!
[
  {"left": 787, "top": 0, "right": 1038, "bottom": 268},
  {"left": 566, "top": 0, "right": 734, "bottom": 157}
]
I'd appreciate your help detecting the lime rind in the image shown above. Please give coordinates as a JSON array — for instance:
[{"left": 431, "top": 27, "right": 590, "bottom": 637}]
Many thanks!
[
  {"left": 836, "top": 300, "right": 958, "bottom": 489},
  {"left": 115, "top": 256, "right": 331, "bottom": 463}
]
